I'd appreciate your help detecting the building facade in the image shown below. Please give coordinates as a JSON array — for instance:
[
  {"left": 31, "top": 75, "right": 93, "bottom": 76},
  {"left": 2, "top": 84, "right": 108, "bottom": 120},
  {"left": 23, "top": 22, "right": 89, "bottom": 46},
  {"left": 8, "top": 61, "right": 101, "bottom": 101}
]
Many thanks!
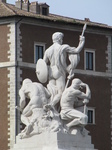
[{"left": 0, "top": 0, "right": 112, "bottom": 150}]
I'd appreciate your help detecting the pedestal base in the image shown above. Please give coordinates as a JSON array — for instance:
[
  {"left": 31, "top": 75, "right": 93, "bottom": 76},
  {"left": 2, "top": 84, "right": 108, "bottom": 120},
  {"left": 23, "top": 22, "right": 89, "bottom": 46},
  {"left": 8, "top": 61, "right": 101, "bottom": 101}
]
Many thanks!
[{"left": 12, "top": 132, "right": 97, "bottom": 150}]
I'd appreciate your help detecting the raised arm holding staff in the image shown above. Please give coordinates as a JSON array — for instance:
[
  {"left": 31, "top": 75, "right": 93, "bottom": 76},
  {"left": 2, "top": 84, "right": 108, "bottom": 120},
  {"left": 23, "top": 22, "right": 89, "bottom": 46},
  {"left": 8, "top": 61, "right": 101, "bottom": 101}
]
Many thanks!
[
  {"left": 65, "top": 23, "right": 87, "bottom": 88},
  {"left": 36, "top": 25, "right": 86, "bottom": 108}
]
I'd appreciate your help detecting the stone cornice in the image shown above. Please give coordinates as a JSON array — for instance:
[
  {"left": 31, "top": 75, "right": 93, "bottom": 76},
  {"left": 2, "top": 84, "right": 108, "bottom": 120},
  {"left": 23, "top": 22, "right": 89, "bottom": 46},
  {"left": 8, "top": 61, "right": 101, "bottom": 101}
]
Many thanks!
[{"left": 0, "top": 61, "right": 111, "bottom": 78}]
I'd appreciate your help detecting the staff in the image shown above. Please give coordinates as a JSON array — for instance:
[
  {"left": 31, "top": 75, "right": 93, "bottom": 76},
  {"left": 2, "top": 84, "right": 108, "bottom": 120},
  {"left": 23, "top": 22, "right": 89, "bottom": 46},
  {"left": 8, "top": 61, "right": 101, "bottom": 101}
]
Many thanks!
[{"left": 65, "top": 23, "right": 87, "bottom": 89}]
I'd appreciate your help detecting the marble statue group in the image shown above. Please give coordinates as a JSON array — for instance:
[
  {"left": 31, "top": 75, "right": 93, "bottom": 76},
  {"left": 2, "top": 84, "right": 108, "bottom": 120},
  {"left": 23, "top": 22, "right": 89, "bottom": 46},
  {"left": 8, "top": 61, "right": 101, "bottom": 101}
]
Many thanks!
[{"left": 17, "top": 24, "right": 91, "bottom": 139}]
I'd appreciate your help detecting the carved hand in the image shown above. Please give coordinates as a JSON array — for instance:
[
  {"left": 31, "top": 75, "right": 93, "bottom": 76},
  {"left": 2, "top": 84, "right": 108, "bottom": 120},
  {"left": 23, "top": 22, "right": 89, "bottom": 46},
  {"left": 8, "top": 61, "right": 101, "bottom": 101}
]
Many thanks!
[{"left": 79, "top": 35, "right": 85, "bottom": 42}]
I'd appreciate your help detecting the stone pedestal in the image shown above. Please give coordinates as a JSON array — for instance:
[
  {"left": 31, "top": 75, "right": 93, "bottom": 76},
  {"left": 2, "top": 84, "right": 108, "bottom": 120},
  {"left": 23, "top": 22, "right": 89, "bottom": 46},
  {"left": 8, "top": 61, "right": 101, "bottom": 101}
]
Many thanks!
[{"left": 12, "top": 132, "right": 97, "bottom": 150}]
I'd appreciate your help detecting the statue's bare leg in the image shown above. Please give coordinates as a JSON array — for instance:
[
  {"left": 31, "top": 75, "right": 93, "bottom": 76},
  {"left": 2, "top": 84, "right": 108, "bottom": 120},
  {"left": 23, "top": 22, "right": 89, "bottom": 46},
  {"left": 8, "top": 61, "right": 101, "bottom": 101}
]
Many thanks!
[
  {"left": 66, "top": 118, "right": 81, "bottom": 129},
  {"left": 65, "top": 110, "right": 88, "bottom": 129},
  {"left": 52, "top": 76, "right": 65, "bottom": 106}
]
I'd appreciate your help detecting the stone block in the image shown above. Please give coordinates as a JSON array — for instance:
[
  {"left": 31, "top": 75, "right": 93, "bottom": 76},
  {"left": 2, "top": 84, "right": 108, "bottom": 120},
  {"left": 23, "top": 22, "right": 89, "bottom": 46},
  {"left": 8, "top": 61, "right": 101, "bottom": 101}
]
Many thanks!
[{"left": 12, "top": 132, "right": 97, "bottom": 150}]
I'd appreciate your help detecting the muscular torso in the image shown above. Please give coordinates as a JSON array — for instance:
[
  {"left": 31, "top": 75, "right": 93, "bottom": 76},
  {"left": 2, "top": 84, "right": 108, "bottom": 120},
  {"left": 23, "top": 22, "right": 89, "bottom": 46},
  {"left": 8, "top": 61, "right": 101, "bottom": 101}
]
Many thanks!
[
  {"left": 60, "top": 88, "right": 78, "bottom": 109},
  {"left": 22, "top": 83, "right": 47, "bottom": 109},
  {"left": 44, "top": 43, "right": 61, "bottom": 66},
  {"left": 44, "top": 43, "right": 65, "bottom": 79}
]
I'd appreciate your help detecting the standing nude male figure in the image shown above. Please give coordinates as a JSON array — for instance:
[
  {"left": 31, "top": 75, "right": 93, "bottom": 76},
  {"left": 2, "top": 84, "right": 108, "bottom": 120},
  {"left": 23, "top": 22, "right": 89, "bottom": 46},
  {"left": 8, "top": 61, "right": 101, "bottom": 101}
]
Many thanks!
[{"left": 43, "top": 32, "right": 85, "bottom": 107}]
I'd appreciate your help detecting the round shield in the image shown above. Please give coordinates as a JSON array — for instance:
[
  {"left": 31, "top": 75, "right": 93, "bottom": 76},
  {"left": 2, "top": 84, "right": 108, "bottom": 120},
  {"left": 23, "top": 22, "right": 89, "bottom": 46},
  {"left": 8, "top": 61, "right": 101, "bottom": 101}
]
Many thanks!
[{"left": 36, "top": 59, "right": 48, "bottom": 83}]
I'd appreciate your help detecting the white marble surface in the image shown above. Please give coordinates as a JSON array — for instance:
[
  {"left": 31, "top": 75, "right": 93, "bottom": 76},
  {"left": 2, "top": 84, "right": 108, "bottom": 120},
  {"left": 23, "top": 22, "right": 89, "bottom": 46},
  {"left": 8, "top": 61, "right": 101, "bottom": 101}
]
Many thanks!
[
  {"left": 13, "top": 26, "right": 97, "bottom": 150},
  {"left": 12, "top": 132, "right": 97, "bottom": 150}
]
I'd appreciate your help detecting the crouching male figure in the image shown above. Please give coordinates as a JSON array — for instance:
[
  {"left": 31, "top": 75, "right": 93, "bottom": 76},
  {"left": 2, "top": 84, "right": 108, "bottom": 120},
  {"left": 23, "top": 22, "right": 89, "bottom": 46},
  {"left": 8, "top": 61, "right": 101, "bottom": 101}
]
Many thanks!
[{"left": 60, "top": 78, "right": 91, "bottom": 131}]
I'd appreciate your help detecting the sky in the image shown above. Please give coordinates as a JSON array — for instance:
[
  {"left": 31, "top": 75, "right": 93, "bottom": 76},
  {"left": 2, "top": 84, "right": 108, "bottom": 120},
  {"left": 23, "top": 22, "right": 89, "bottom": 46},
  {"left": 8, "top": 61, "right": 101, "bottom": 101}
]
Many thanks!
[{"left": 7, "top": 0, "right": 112, "bottom": 26}]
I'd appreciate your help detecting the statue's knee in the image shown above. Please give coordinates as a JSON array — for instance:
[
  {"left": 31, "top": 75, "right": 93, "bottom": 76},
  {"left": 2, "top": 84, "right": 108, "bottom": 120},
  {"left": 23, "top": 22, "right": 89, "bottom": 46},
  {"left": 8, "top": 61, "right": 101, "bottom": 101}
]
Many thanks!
[{"left": 80, "top": 115, "right": 88, "bottom": 125}]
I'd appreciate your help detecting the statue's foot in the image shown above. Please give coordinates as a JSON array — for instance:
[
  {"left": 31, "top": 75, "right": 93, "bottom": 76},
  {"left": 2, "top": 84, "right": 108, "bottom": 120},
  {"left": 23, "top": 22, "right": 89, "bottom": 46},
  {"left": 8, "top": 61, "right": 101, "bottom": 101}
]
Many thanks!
[
  {"left": 25, "top": 124, "right": 33, "bottom": 135},
  {"left": 19, "top": 133, "right": 29, "bottom": 139},
  {"left": 80, "top": 127, "right": 89, "bottom": 136},
  {"left": 63, "top": 125, "right": 70, "bottom": 134},
  {"left": 18, "top": 132, "right": 26, "bottom": 139}
]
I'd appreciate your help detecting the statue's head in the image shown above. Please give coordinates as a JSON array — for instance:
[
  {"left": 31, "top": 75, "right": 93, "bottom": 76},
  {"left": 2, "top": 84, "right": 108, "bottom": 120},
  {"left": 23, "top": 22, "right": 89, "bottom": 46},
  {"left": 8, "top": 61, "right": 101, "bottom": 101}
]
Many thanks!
[
  {"left": 71, "top": 78, "right": 82, "bottom": 89},
  {"left": 22, "top": 78, "right": 32, "bottom": 87},
  {"left": 52, "top": 32, "right": 64, "bottom": 44}
]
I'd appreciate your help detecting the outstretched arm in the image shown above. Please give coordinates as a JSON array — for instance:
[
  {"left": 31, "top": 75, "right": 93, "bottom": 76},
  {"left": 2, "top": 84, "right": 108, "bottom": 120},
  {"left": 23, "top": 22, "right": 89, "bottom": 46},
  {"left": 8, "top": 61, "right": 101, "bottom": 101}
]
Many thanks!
[
  {"left": 74, "top": 36, "right": 85, "bottom": 53},
  {"left": 64, "top": 36, "right": 85, "bottom": 54}
]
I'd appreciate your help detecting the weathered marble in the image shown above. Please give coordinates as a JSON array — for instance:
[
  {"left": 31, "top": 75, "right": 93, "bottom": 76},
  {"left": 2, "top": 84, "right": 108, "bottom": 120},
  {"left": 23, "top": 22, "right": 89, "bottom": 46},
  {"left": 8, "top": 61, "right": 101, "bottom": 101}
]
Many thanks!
[{"left": 13, "top": 24, "right": 97, "bottom": 150}]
